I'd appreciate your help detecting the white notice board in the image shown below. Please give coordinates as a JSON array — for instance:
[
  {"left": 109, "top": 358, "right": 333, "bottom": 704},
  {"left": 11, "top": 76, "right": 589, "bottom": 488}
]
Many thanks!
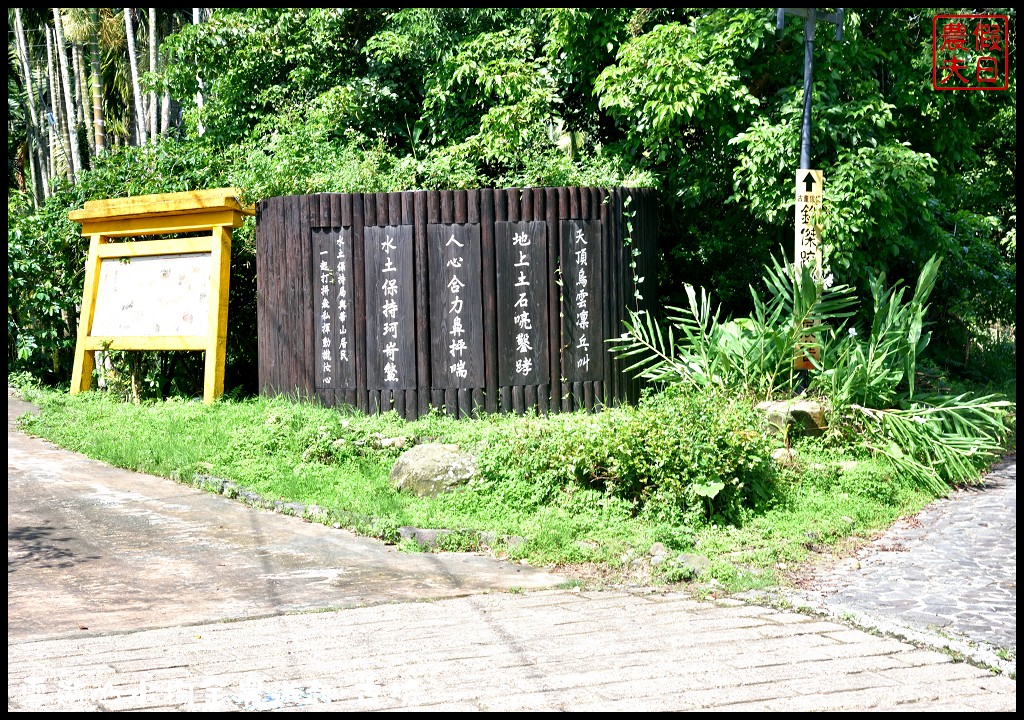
[{"left": 90, "top": 253, "right": 212, "bottom": 337}]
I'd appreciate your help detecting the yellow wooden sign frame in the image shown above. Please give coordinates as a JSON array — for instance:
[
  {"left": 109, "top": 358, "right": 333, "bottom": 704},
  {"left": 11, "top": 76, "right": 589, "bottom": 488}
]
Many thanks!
[{"left": 69, "top": 188, "right": 254, "bottom": 404}]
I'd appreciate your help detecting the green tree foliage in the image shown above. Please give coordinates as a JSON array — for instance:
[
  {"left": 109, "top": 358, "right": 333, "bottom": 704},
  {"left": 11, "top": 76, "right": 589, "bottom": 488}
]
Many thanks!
[{"left": 7, "top": 7, "right": 1015, "bottom": 394}]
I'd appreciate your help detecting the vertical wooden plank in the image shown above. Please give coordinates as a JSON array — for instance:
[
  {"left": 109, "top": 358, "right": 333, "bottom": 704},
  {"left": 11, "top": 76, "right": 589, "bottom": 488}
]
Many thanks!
[
  {"left": 272, "top": 197, "right": 290, "bottom": 397},
  {"left": 618, "top": 188, "right": 631, "bottom": 404},
  {"left": 402, "top": 191, "right": 415, "bottom": 225},
  {"left": 341, "top": 192, "right": 352, "bottom": 228},
  {"left": 389, "top": 192, "right": 402, "bottom": 226},
  {"left": 609, "top": 188, "right": 622, "bottom": 407},
  {"left": 480, "top": 189, "right": 498, "bottom": 414},
  {"left": 445, "top": 387, "right": 457, "bottom": 416},
  {"left": 280, "top": 195, "right": 299, "bottom": 398},
  {"left": 376, "top": 192, "right": 389, "bottom": 227},
  {"left": 414, "top": 191, "right": 430, "bottom": 419},
  {"left": 513, "top": 385, "right": 525, "bottom": 415},
  {"left": 440, "top": 190, "right": 455, "bottom": 224},
  {"left": 255, "top": 200, "right": 269, "bottom": 394},
  {"left": 255, "top": 199, "right": 266, "bottom": 396},
  {"left": 580, "top": 186, "right": 591, "bottom": 221},
  {"left": 545, "top": 187, "right": 559, "bottom": 413},
  {"left": 426, "top": 193, "right": 440, "bottom": 416},
  {"left": 454, "top": 190, "right": 467, "bottom": 223},
  {"left": 558, "top": 187, "right": 571, "bottom": 412},
  {"left": 427, "top": 191, "right": 440, "bottom": 225},
  {"left": 584, "top": 381, "right": 594, "bottom": 412},
  {"left": 598, "top": 189, "right": 613, "bottom": 409},
  {"left": 521, "top": 188, "right": 533, "bottom": 221},
  {"left": 471, "top": 387, "right": 485, "bottom": 417},
  {"left": 362, "top": 194, "right": 378, "bottom": 411},
  {"left": 524, "top": 384, "right": 537, "bottom": 415},
  {"left": 467, "top": 189, "right": 480, "bottom": 225},
  {"left": 276, "top": 197, "right": 288, "bottom": 398},
  {"left": 352, "top": 195, "right": 368, "bottom": 413},
  {"left": 494, "top": 189, "right": 507, "bottom": 222},
  {"left": 494, "top": 189, "right": 509, "bottom": 412},
  {"left": 507, "top": 188, "right": 520, "bottom": 222},
  {"left": 270, "top": 197, "right": 286, "bottom": 398},
  {"left": 636, "top": 188, "right": 648, "bottom": 404},
  {"left": 531, "top": 187, "right": 546, "bottom": 414},
  {"left": 627, "top": 189, "right": 640, "bottom": 404},
  {"left": 318, "top": 192, "right": 330, "bottom": 228},
  {"left": 364, "top": 193, "right": 378, "bottom": 228},
  {"left": 330, "top": 193, "right": 342, "bottom": 228},
  {"left": 394, "top": 388, "right": 405, "bottom": 417},
  {"left": 593, "top": 190, "right": 604, "bottom": 406},
  {"left": 457, "top": 388, "right": 471, "bottom": 418},
  {"left": 299, "top": 194, "right": 315, "bottom": 400}
]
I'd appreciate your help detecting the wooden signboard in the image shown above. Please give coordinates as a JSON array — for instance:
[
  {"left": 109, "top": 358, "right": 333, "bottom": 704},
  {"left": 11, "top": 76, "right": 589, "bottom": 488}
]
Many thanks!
[
  {"left": 68, "top": 188, "right": 253, "bottom": 404},
  {"left": 364, "top": 225, "right": 416, "bottom": 390},
  {"left": 561, "top": 219, "right": 604, "bottom": 382},
  {"left": 312, "top": 227, "right": 357, "bottom": 391},
  {"left": 495, "top": 220, "right": 549, "bottom": 387},
  {"left": 427, "top": 223, "right": 484, "bottom": 389}
]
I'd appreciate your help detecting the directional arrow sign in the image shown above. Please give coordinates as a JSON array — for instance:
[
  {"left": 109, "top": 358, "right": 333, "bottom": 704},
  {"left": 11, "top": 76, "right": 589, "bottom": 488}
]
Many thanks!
[
  {"left": 794, "top": 169, "right": 824, "bottom": 274},
  {"left": 794, "top": 169, "right": 825, "bottom": 371}
]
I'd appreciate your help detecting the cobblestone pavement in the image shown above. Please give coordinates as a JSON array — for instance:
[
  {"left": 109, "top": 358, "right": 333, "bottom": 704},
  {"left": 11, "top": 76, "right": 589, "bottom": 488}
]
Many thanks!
[{"left": 774, "top": 456, "right": 1016, "bottom": 676}]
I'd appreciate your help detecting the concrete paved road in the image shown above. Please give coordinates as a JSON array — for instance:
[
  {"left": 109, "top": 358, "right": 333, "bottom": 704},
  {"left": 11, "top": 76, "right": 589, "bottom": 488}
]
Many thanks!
[
  {"left": 7, "top": 392, "right": 1016, "bottom": 711},
  {"left": 7, "top": 393, "right": 563, "bottom": 641}
]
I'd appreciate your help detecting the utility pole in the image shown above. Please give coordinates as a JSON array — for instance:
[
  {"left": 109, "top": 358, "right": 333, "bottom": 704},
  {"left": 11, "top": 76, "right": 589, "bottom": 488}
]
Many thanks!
[
  {"left": 777, "top": 8, "right": 843, "bottom": 372},
  {"left": 777, "top": 8, "right": 844, "bottom": 171}
]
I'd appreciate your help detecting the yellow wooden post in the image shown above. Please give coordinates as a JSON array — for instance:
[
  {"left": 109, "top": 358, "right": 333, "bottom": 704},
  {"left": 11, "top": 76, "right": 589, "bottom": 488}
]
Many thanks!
[
  {"left": 70, "top": 233, "right": 108, "bottom": 393},
  {"left": 205, "top": 224, "right": 233, "bottom": 403},
  {"left": 68, "top": 189, "right": 253, "bottom": 404}
]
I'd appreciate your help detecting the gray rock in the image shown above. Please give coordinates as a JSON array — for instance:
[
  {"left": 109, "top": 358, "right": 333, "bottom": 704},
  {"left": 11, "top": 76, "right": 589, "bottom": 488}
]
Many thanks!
[
  {"left": 649, "top": 542, "right": 668, "bottom": 557},
  {"left": 397, "top": 526, "right": 452, "bottom": 548},
  {"left": 390, "top": 443, "right": 477, "bottom": 497},
  {"left": 756, "top": 399, "right": 827, "bottom": 437},
  {"left": 771, "top": 447, "right": 799, "bottom": 466}
]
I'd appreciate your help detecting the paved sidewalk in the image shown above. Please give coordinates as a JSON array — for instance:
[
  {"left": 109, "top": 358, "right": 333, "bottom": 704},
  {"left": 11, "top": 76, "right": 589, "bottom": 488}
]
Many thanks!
[
  {"left": 7, "top": 392, "right": 1017, "bottom": 711},
  {"left": 780, "top": 456, "right": 1016, "bottom": 675}
]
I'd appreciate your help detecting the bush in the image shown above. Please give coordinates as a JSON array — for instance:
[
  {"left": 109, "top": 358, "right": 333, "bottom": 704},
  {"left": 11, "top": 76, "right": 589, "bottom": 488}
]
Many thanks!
[{"left": 469, "top": 385, "right": 776, "bottom": 527}]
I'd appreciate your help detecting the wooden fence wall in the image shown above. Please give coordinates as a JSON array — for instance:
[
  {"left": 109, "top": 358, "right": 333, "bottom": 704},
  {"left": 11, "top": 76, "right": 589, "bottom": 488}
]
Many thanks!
[{"left": 256, "top": 187, "right": 657, "bottom": 420}]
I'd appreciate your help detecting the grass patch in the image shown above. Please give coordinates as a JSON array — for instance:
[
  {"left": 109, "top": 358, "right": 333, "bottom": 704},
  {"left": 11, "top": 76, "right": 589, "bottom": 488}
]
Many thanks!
[{"left": 9, "top": 372, "right": 1012, "bottom": 589}]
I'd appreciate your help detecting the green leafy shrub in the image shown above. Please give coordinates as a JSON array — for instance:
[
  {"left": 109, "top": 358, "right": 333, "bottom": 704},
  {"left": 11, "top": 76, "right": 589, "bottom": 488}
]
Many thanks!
[
  {"left": 612, "top": 254, "right": 1015, "bottom": 495},
  {"left": 466, "top": 385, "right": 776, "bottom": 527}
]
